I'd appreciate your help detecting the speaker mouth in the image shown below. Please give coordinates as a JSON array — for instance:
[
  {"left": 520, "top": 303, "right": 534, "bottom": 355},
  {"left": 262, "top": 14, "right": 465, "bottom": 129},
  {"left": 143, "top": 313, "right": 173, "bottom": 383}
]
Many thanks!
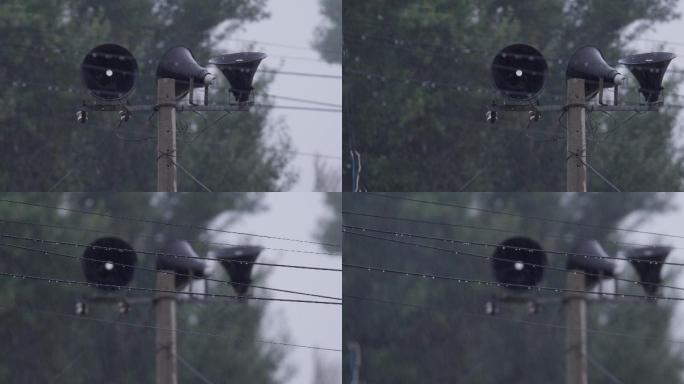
[
  {"left": 619, "top": 52, "right": 676, "bottom": 66},
  {"left": 81, "top": 44, "right": 138, "bottom": 101},
  {"left": 82, "top": 237, "right": 137, "bottom": 290},
  {"left": 492, "top": 237, "right": 546, "bottom": 290},
  {"left": 491, "top": 44, "right": 547, "bottom": 101},
  {"left": 209, "top": 52, "right": 267, "bottom": 66}
]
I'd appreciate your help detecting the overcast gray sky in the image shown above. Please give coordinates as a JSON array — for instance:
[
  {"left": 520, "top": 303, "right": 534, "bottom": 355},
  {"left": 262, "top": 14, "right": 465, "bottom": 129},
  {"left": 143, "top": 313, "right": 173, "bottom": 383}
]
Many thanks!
[
  {"left": 218, "top": 0, "right": 342, "bottom": 192},
  {"left": 209, "top": 193, "right": 341, "bottom": 384}
]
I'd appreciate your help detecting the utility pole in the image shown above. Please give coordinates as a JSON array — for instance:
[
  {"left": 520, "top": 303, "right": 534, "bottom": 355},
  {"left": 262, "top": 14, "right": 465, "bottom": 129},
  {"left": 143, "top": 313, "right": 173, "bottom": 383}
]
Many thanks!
[
  {"left": 155, "top": 270, "right": 178, "bottom": 384},
  {"left": 157, "top": 78, "right": 177, "bottom": 192},
  {"left": 565, "top": 271, "right": 587, "bottom": 384},
  {"left": 566, "top": 78, "right": 587, "bottom": 192}
]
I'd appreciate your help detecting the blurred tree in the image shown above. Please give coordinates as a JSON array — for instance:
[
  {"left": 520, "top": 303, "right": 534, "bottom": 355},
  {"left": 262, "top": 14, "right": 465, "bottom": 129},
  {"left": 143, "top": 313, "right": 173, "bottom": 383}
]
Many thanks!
[
  {"left": 0, "top": 0, "right": 297, "bottom": 191},
  {"left": 313, "top": 0, "right": 342, "bottom": 64},
  {"left": 0, "top": 193, "right": 289, "bottom": 383},
  {"left": 343, "top": 192, "right": 683, "bottom": 383},
  {"left": 342, "top": 0, "right": 683, "bottom": 191}
]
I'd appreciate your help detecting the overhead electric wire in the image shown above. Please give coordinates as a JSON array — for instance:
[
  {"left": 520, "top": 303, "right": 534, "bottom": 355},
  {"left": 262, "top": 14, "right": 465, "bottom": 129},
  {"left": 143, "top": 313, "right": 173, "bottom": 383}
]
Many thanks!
[
  {"left": 342, "top": 228, "right": 684, "bottom": 294},
  {"left": 343, "top": 294, "right": 684, "bottom": 346},
  {"left": 0, "top": 271, "right": 342, "bottom": 305},
  {"left": 344, "top": 263, "right": 681, "bottom": 301},
  {"left": 342, "top": 210, "right": 684, "bottom": 252},
  {"left": 258, "top": 69, "right": 342, "bottom": 79},
  {"left": 362, "top": 193, "right": 684, "bottom": 241},
  {"left": 0, "top": 233, "right": 342, "bottom": 272},
  {"left": 0, "top": 217, "right": 339, "bottom": 256},
  {"left": 0, "top": 198, "right": 340, "bottom": 248},
  {"left": 264, "top": 94, "right": 342, "bottom": 108},
  {"left": 0, "top": 240, "right": 341, "bottom": 301},
  {"left": 342, "top": 224, "right": 684, "bottom": 266},
  {"left": 0, "top": 303, "right": 342, "bottom": 352}
]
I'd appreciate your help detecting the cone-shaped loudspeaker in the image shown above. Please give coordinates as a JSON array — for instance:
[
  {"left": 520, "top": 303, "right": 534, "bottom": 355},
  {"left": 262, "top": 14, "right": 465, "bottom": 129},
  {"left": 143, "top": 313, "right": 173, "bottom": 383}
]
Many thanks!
[
  {"left": 491, "top": 44, "right": 548, "bottom": 100},
  {"left": 619, "top": 52, "right": 676, "bottom": 103},
  {"left": 156, "top": 240, "right": 208, "bottom": 289},
  {"left": 209, "top": 52, "right": 266, "bottom": 102},
  {"left": 626, "top": 246, "right": 671, "bottom": 296},
  {"left": 216, "top": 245, "right": 263, "bottom": 295},
  {"left": 567, "top": 240, "right": 616, "bottom": 287},
  {"left": 566, "top": 46, "right": 624, "bottom": 100},
  {"left": 81, "top": 44, "right": 138, "bottom": 101},
  {"left": 492, "top": 237, "right": 546, "bottom": 290},
  {"left": 82, "top": 237, "right": 137, "bottom": 290},
  {"left": 156, "top": 46, "right": 214, "bottom": 99}
]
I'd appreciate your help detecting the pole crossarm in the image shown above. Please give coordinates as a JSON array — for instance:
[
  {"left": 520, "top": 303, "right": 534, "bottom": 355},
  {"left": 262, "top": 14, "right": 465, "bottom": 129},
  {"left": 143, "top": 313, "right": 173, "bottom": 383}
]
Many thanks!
[
  {"left": 488, "top": 103, "right": 661, "bottom": 113},
  {"left": 80, "top": 103, "right": 249, "bottom": 113}
]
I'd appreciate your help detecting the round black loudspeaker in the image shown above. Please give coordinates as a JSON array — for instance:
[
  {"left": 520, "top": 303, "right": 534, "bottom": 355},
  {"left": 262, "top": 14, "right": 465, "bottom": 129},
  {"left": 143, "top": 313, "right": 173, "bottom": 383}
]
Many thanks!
[
  {"left": 81, "top": 237, "right": 137, "bottom": 290},
  {"left": 492, "top": 237, "right": 546, "bottom": 290},
  {"left": 491, "top": 44, "right": 547, "bottom": 100},
  {"left": 81, "top": 44, "right": 138, "bottom": 101}
]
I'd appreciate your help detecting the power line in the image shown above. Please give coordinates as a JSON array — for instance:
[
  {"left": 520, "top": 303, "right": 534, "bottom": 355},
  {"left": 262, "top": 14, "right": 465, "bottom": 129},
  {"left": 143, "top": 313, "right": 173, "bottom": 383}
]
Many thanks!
[
  {"left": 342, "top": 224, "right": 684, "bottom": 266},
  {"left": 0, "top": 233, "right": 342, "bottom": 272},
  {"left": 362, "top": 193, "right": 684, "bottom": 241},
  {"left": 341, "top": 210, "right": 684, "bottom": 252},
  {"left": 258, "top": 69, "right": 342, "bottom": 79},
  {"left": 0, "top": 198, "right": 340, "bottom": 248},
  {"left": 0, "top": 217, "right": 339, "bottom": 256},
  {"left": 0, "top": 303, "right": 341, "bottom": 352},
  {"left": 344, "top": 294, "right": 684, "bottom": 346},
  {"left": 342, "top": 229, "right": 684, "bottom": 294},
  {"left": 0, "top": 240, "right": 341, "bottom": 301},
  {"left": 0, "top": 271, "right": 342, "bottom": 305},
  {"left": 265, "top": 94, "right": 342, "bottom": 108},
  {"left": 343, "top": 263, "right": 680, "bottom": 301}
]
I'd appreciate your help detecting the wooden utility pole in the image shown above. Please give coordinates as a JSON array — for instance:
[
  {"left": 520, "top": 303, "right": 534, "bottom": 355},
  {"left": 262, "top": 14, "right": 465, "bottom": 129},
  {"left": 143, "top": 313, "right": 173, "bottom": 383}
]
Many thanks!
[
  {"left": 155, "top": 271, "right": 178, "bottom": 384},
  {"left": 566, "top": 79, "right": 587, "bottom": 192},
  {"left": 565, "top": 271, "right": 587, "bottom": 384},
  {"left": 157, "top": 78, "right": 177, "bottom": 192}
]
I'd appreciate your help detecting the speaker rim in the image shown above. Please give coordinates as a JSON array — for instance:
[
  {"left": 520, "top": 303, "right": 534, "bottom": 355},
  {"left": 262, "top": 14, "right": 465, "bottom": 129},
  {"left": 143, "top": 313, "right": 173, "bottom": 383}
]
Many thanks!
[
  {"left": 208, "top": 52, "right": 267, "bottom": 66},
  {"left": 618, "top": 51, "right": 676, "bottom": 66},
  {"left": 492, "top": 236, "right": 546, "bottom": 290},
  {"left": 80, "top": 43, "right": 138, "bottom": 101},
  {"left": 491, "top": 43, "right": 548, "bottom": 101},
  {"left": 81, "top": 236, "right": 137, "bottom": 290}
]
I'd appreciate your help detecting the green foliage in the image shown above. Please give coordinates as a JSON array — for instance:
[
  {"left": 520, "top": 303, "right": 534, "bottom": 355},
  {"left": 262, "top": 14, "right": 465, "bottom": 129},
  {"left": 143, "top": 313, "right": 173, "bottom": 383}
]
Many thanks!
[
  {"left": 0, "top": 193, "right": 287, "bottom": 383},
  {"left": 314, "top": 0, "right": 342, "bottom": 64},
  {"left": 0, "top": 0, "right": 297, "bottom": 191},
  {"left": 343, "top": 0, "right": 683, "bottom": 191},
  {"left": 343, "top": 193, "right": 683, "bottom": 383}
]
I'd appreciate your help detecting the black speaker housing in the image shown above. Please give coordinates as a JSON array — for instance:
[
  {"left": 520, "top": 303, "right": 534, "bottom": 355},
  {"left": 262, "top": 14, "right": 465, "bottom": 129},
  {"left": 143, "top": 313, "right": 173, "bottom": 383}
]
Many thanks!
[
  {"left": 156, "top": 46, "right": 212, "bottom": 99},
  {"left": 81, "top": 44, "right": 138, "bottom": 101},
  {"left": 626, "top": 246, "right": 671, "bottom": 296},
  {"left": 216, "top": 245, "right": 263, "bottom": 295},
  {"left": 567, "top": 240, "right": 616, "bottom": 287},
  {"left": 619, "top": 52, "right": 676, "bottom": 103},
  {"left": 157, "top": 240, "right": 207, "bottom": 289},
  {"left": 82, "top": 237, "right": 137, "bottom": 290},
  {"left": 492, "top": 237, "right": 546, "bottom": 290},
  {"left": 491, "top": 44, "right": 548, "bottom": 100},
  {"left": 209, "top": 52, "right": 266, "bottom": 102},
  {"left": 566, "top": 46, "right": 621, "bottom": 100}
]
